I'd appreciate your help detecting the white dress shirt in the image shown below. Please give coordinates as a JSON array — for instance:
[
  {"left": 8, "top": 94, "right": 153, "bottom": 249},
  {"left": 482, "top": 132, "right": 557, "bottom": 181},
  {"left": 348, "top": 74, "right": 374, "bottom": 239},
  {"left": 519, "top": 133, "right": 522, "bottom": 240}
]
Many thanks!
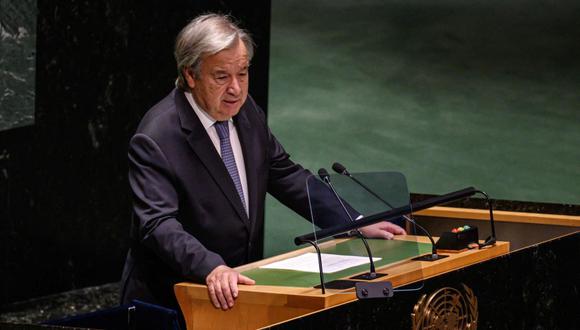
[{"left": 185, "top": 92, "right": 249, "bottom": 216}]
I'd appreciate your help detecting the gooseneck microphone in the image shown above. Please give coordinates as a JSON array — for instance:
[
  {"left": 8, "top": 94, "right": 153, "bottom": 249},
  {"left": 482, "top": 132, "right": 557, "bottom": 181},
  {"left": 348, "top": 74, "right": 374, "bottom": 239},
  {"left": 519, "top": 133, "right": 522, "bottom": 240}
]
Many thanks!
[
  {"left": 331, "top": 162, "right": 443, "bottom": 261},
  {"left": 474, "top": 189, "right": 497, "bottom": 248},
  {"left": 317, "top": 168, "right": 381, "bottom": 278}
]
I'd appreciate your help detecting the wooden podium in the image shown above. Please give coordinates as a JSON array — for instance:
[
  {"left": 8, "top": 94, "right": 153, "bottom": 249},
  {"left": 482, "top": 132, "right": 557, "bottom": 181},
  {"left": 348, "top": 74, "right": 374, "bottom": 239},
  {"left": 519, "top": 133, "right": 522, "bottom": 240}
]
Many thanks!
[{"left": 174, "top": 235, "right": 509, "bottom": 330}]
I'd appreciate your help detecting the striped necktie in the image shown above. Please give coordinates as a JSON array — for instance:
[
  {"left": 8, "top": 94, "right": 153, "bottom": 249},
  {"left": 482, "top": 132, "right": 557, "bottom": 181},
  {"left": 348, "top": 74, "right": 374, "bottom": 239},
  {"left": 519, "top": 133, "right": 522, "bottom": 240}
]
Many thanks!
[{"left": 214, "top": 121, "right": 247, "bottom": 213}]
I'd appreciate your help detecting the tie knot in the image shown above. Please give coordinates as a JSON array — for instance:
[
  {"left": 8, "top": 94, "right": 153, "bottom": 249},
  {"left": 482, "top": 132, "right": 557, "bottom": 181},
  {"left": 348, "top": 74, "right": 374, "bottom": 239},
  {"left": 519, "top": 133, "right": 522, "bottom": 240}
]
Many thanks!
[{"left": 215, "top": 121, "right": 230, "bottom": 140}]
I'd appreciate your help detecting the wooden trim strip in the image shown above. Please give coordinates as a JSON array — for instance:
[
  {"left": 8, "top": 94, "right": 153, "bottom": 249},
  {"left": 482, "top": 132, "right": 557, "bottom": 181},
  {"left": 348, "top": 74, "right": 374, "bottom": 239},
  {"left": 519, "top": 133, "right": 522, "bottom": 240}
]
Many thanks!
[{"left": 415, "top": 206, "right": 580, "bottom": 227}]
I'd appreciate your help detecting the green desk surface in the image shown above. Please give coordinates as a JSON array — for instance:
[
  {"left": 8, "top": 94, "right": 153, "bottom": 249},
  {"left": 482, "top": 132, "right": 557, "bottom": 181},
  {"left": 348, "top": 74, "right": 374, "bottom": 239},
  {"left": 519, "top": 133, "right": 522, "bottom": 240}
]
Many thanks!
[{"left": 242, "top": 239, "right": 431, "bottom": 288}]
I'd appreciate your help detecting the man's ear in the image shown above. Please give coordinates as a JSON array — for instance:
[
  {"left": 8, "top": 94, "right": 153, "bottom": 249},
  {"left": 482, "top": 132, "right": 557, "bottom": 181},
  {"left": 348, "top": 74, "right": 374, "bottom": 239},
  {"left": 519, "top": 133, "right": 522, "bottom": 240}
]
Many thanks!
[{"left": 183, "top": 68, "right": 196, "bottom": 89}]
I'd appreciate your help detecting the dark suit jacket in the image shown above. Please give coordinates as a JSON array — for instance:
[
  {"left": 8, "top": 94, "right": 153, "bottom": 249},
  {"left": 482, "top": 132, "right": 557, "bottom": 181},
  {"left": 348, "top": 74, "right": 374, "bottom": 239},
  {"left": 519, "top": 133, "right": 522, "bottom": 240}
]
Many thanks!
[{"left": 120, "top": 89, "right": 346, "bottom": 310}]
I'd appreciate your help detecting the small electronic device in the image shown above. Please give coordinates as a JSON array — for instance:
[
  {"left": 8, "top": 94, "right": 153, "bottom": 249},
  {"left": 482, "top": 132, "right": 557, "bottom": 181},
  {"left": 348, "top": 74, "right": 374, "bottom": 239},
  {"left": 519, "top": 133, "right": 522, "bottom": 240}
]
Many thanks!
[{"left": 435, "top": 225, "right": 479, "bottom": 251}]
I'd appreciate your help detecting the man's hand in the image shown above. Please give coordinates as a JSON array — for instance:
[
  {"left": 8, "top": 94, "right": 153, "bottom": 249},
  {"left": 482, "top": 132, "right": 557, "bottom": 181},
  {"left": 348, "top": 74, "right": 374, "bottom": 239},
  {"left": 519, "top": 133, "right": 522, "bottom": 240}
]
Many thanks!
[
  {"left": 205, "top": 265, "right": 255, "bottom": 310},
  {"left": 359, "top": 221, "right": 406, "bottom": 239}
]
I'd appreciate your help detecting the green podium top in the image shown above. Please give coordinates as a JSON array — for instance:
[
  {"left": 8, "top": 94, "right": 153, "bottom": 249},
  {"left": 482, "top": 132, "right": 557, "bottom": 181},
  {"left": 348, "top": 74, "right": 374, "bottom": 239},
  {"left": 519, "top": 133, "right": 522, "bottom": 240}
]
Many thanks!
[{"left": 242, "top": 239, "right": 431, "bottom": 288}]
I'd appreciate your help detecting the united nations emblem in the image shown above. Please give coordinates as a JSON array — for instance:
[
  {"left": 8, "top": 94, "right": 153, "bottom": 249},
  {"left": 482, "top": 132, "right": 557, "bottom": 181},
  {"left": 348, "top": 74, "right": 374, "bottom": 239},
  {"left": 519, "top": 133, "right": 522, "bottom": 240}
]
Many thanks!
[{"left": 411, "top": 283, "right": 478, "bottom": 330}]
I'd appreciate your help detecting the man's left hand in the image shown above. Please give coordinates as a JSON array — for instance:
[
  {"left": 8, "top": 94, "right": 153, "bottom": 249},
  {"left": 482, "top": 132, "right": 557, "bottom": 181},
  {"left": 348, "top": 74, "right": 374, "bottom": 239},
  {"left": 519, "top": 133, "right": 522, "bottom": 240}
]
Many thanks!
[{"left": 359, "top": 221, "right": 406, "bottom": 239}]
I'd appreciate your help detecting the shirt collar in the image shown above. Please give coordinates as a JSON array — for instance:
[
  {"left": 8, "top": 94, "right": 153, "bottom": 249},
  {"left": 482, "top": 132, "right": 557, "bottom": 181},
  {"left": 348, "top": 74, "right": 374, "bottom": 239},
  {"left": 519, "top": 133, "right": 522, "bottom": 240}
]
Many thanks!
[{"left": 185, "top": 92, "right": 233, "bottom": 130}]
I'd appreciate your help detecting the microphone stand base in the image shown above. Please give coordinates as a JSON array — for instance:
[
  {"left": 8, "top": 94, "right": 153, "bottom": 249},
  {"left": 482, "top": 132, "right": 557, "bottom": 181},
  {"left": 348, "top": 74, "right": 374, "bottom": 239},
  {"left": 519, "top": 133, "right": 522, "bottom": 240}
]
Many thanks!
[
  {"left": 350, "top": 272, "right": 388, "bottom": 280},
  {"left": 412, "top": 253, "right": 449, "bottom": 262}
]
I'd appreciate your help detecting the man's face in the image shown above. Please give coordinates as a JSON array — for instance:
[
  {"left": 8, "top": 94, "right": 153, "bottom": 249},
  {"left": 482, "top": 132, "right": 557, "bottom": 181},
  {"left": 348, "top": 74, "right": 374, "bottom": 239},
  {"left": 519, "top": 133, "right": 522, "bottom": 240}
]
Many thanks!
[{"left": 185, "top": 39, "right": 249, "bottom": 121}]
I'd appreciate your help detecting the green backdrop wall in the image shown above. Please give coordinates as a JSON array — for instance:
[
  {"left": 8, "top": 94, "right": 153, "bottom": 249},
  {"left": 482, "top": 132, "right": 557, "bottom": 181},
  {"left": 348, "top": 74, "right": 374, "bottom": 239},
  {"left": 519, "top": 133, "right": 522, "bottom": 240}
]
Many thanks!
[{"left": 264, "top": 0, "right": 580, "bottom": 257}]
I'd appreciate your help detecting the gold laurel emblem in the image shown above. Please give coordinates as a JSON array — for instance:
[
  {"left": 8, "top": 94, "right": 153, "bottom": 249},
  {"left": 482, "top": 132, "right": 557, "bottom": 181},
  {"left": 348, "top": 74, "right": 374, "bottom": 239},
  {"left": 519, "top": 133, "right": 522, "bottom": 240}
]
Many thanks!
[{"left": 411, "top": 284, "right": 478, "bottom": 330}]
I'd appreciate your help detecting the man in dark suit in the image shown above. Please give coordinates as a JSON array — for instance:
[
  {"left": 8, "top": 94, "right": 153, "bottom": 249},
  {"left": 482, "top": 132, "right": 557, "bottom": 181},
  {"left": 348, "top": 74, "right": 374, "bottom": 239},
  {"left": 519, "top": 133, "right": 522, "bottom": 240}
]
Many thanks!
[{"left": 120, "top": 13, "right": 405, "bottom": 313}]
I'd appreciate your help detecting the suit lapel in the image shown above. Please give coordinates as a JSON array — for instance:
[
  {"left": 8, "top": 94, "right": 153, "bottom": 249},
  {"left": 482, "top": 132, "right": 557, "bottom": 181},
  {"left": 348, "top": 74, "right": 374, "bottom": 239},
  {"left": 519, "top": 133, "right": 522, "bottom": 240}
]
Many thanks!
[{"left": 174, "top": 89, "right": 249, "bottom": 225}]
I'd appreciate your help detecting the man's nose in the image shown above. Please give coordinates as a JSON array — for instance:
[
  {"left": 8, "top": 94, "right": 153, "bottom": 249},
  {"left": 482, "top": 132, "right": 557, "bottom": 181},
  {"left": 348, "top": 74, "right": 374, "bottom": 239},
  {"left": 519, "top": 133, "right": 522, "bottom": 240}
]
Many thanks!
[{"left": 227, "top": 77, "right": 241, "bottom": 95}]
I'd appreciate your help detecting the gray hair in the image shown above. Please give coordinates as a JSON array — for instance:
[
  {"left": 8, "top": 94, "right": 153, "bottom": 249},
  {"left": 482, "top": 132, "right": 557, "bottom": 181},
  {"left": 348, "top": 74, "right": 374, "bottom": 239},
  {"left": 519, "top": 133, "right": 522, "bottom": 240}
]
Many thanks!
[{"left": 174, "top": 13, "right": 254, "bottom": 90}]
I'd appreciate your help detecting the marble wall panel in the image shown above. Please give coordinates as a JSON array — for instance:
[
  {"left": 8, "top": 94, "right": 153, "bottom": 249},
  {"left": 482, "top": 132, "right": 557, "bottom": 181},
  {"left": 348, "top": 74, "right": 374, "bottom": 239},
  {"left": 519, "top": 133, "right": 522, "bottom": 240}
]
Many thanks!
[{"left": 0, "top": 0, "right": 36, "bottom": 130}]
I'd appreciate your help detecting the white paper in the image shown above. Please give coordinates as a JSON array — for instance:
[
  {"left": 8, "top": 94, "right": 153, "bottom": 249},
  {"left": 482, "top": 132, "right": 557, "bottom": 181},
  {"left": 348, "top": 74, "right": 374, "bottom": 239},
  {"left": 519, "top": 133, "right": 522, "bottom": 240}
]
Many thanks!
[{"left": 259, "top": 252, "right": 381, "bottom": 274}]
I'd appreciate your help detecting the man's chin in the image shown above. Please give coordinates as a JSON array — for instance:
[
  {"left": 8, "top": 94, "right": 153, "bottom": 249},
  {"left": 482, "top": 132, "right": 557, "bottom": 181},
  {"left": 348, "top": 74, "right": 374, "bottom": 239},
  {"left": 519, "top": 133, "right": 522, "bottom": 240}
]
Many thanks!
[
  {"left": 220, "top": 103, "right": 242, "bottom": 115},
  {"left": 215, "top": 108, "right": 241, "bottom": 121}
]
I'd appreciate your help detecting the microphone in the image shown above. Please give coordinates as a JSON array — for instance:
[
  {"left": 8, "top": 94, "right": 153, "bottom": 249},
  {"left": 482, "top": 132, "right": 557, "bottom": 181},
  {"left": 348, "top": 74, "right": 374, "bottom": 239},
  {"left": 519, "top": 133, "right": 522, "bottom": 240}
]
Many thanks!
[
  {"left": 317, "top": 168, "right": 383, "bottom": 279},
  {"left": 474, "top": 190, "right": 497, "bottom": 248},
  {"left": 331, "top": 162, "right": 444, "bottom": 261}
]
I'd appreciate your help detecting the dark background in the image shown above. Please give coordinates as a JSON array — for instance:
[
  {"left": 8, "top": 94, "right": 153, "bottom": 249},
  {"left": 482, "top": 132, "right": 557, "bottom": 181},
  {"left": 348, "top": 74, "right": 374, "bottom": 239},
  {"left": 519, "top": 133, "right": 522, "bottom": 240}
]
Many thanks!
[{"left": 0, "top": 0, "right": 271, "bottom": 305}]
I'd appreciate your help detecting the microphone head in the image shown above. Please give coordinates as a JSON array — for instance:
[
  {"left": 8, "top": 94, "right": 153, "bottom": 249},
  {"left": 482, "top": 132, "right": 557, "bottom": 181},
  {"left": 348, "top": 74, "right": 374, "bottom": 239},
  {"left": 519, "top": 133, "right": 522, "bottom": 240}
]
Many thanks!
[
  {"left": 332, "top": 162, "right": 349, "bottom": 176},
  {"left": 318, "top": 168, "right": 330, "bottom": 180}
]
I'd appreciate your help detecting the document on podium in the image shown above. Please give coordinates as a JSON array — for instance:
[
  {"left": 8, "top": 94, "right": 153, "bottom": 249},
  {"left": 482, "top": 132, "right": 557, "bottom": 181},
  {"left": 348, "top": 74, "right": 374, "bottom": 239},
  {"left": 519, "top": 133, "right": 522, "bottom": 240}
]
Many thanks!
[{"left": 260, "top": 252, "right": 381, "bottom": 273}]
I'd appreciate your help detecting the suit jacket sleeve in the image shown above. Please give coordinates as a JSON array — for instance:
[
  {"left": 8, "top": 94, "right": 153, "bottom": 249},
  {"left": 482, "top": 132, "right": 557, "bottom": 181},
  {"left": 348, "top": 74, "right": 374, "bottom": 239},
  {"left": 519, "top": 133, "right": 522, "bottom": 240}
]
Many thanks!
[{"left": 129, "top": 133, "right": 225, "bottom": 281}]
